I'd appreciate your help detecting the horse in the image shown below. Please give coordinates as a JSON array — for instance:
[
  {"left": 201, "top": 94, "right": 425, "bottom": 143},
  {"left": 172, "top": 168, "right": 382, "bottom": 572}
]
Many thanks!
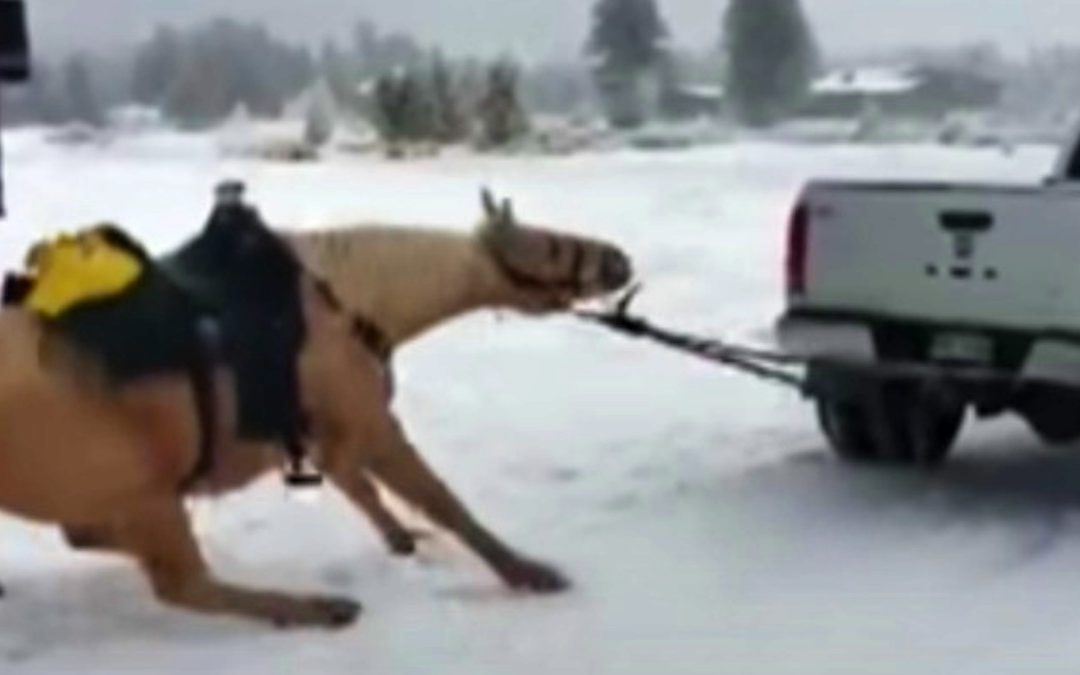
[{"left": 63, "top": 189, "right": 634, "bottom": 596}]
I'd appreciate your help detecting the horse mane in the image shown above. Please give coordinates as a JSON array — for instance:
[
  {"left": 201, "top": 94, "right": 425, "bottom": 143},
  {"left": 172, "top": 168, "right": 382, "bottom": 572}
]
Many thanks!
[
  {"left": 285, "top": 224, "right": 502, "bottom": 345},
  {"left": 291, "top": 220, "right": 486, "bottom": 261}
]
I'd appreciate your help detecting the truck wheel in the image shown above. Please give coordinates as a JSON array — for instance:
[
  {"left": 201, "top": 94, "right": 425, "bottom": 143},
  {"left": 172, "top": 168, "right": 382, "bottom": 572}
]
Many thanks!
[
  {"left": 816, "top": 398, "right": 879, "bottom": 462},
  {"left": 816, "top": 390, "right": 965, "bottom": 467},
  {"left": 1012, "top": 384, "right": 1080, "bottom": 445}
]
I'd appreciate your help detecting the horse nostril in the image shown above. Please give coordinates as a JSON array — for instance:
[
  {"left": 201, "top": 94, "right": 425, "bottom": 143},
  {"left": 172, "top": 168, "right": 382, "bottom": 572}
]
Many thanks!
[{"left": 601, "top": 249, "right": 632, "bottom": 288}]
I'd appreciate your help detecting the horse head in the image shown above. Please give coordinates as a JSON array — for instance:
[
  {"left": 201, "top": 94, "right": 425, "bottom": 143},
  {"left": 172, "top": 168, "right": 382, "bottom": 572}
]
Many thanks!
[{"left": 476, "top": 188, "right": 633, "bottom": 312}]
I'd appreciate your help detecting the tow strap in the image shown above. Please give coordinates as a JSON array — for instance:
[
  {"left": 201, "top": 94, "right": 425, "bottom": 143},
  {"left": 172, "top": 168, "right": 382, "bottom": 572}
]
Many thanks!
[{"left": 574, "top": 286, "right": 807, "bottom": 392}]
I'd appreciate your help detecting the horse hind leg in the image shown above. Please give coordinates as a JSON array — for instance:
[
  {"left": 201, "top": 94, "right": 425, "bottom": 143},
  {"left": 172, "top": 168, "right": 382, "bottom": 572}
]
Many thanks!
[
  {"left": 116, "top": 496, "right": 360, "bottom": 628},
  {"left": 62, "top": 522, "right": 125, "bottom": 553}
]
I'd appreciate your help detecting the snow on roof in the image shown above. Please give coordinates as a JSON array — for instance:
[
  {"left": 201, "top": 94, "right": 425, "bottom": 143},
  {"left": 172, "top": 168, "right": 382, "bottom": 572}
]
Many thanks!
[
  {"left": 811, "top": 66, "right": 921, "bottom": 96},
  {"left": 676, "top": 83, "right": 724, "bottom": 100}
]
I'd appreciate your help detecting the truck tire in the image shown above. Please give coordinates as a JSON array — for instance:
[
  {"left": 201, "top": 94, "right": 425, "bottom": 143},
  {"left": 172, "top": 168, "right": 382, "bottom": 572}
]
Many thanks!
[
  {"left": 816, "top": 398, "right": 878, "bottom": 462},
  {"left": 1012, "top": 384, "right": 1080, "bottom": 445},
  {"left": 816, "top": 387, "right": 965, "bottom": 467}
]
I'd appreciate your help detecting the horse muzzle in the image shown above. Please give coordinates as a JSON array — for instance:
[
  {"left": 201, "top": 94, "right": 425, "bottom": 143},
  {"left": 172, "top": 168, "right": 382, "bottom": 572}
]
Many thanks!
[{"left": 599, "top": 247, "right": 633, "bottom": 291}]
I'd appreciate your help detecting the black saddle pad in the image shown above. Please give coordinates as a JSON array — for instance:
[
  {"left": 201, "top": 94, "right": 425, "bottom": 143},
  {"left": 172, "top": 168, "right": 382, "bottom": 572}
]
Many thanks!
[
  {"left": 48, "top": 211, "right": 306, "bottom": 444},
  {"left": 50, "top": 263, "right": 209, "bottom": 381}
]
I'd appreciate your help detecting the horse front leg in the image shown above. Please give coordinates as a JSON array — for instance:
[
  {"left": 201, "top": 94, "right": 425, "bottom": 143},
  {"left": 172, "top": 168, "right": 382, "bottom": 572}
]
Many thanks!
[
  {"left": 363, "top": 415, "right": 569, "bottom": 593},
  {"left": 324, "top": 465, "right": 417, "bottom": 556},
  {"left": 115, "top": 495, "right": 360, "bottom": 628}
]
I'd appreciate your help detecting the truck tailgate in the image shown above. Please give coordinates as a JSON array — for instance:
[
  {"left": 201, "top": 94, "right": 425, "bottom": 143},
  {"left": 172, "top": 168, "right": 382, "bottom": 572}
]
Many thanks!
[{"left": 798, "top": 181, "right": 1080, "bottom": 333}]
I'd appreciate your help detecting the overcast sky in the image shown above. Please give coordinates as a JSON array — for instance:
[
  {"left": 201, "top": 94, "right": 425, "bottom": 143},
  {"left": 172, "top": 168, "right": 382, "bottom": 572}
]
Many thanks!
[{"left": 26, "top": 0, "right": 1080, "bottom": 62}]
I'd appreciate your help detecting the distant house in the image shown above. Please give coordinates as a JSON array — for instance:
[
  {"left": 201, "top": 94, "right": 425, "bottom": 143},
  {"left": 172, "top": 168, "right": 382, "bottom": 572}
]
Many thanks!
[
  {"left": 661, "top": 83, "right": 724, "bottom": 119},
  {"left": 801, "top": 64, "right": 1001, "bottom": 118}
]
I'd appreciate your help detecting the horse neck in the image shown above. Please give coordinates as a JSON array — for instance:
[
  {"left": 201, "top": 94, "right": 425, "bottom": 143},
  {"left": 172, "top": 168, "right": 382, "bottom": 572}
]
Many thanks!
[{"left": 288, "top": 226, "right": 518, "bottom": 346}]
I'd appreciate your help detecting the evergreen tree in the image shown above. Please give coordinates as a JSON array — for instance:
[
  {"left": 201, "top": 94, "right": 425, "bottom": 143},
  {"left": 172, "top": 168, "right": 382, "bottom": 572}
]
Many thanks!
[
  {"left": 586, "top": 0, "right": 669, "bottom": 128},
  {"left": 587, "top": 0, "right": 668, "bottom": 75},
  {"left": 320, "top": 40, "right": 357, "bottom": 110},
  {"left": 352, "top": 20, "right": 424, "bottom": 79},
  {"left": 303, "top": 78, "right": 337, "bottom": 148},
  {"left": 63, "top": 56, "right": 104, "bottom": 126},
  {"left": 353, "top": 20, "right": 379, "bottom": 75},
  {"left": 373, "top": 70, "right": 433, "bottom": 144},
  {"left": 164, "top": 49, "right": 233, "bottom": 126},
  {"left": 132, "top": 25, "right": 181, "bottom": 105},
  {"left": 722, "top": 0, "right": 819, "bottom": 126},
  {"left": 429, "top": 53, "right": 466, "bottom": 142},
  {"left": 10, "top": 61, "right": 65, "bottom": 125},
  {"left": 476, "top": 59, "right": 528, "bottom": 149}
]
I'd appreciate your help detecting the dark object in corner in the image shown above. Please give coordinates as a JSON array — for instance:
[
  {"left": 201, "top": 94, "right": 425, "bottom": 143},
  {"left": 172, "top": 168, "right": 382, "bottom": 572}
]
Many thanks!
[
  {"left": 0, "top": 0, "right": 29, "bottom": 217},
  {"left": 0, "top": 0, "right": 28, "bottom": 83}
]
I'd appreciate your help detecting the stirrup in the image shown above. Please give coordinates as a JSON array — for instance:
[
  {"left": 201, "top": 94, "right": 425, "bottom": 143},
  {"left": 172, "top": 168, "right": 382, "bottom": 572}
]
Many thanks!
[
  {"left": 285, "top": 455, "right": 324, "bottom": 488},
  {"left": 283, "top": 438, "right": 323, "bottom": 489}
]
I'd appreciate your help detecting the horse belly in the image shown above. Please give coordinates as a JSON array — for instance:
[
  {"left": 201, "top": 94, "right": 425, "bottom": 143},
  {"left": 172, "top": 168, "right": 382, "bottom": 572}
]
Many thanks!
[{"left": 0, "top": 383, "right": 164, "bottom": 523}]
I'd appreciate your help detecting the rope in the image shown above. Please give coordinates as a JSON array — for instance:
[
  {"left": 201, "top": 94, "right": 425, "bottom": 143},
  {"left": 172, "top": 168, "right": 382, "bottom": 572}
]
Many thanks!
[{"left": 573, "top": 286, "right": 807, "bottom": 393}]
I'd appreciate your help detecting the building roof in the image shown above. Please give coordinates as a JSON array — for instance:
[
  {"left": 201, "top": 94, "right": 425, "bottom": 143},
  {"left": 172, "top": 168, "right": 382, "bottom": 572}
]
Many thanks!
[
  {"left": 675, "top": 83, "right": 724, "bottom": 101},
  {"left": 811, "top": 66, "right": 921, "bottom": 96}
]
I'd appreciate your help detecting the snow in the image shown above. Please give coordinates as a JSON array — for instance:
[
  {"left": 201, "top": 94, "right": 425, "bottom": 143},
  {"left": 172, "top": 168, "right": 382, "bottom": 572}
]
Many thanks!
[
  {"left": 0, "top": 129, "right": 1072, "bottom": 673},
  {"left": 812, "top": 66, "right": 922, "bottom": 95}
]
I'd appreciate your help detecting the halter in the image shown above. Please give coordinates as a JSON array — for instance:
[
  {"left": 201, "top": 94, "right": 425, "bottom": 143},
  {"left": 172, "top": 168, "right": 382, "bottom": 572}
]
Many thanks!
[{"left": 481, "top": 232, "right": 588, "bottom": 295}]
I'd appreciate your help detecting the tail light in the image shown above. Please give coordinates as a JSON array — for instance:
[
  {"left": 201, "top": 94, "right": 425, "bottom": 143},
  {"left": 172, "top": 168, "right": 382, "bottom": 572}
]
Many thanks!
[{"left": 785, "top": 201, "right": 810, "bottom": 296}]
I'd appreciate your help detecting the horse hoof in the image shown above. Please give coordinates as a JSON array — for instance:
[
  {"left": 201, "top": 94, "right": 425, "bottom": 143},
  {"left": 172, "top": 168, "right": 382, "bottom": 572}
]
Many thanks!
[
  {"left": 322, "top": 598, "right": 362, "bottom": 627},
  {"left": 272, "top": 596, "right": 362, "bottom": 629},
  {"left": 386, "top": 530, "right": 416, "bottom": 557},
  {"left": 500, "top": 559, "right": 571, "bottom": 594}
]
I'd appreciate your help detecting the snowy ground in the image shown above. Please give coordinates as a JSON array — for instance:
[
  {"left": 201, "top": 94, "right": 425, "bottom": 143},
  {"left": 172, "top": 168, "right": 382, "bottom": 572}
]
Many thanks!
[{"left": 0, "top": 130, "right": 1074, "bottom": 673}]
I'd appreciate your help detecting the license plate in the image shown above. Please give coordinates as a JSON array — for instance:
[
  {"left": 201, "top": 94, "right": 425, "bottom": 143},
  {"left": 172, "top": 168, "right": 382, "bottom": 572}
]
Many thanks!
[{"left": 930, "top": 331, "right": 993, "bottom": 364}]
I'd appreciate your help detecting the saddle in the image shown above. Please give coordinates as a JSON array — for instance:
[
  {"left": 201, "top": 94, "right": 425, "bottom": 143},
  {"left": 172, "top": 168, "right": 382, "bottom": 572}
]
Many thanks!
[{"left": 5, "top": 190, "right": 315, "bottom": 488}]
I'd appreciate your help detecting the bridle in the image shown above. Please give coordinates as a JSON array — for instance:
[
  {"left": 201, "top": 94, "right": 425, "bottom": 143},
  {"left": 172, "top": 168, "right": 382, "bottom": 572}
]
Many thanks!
[{"left": 481, "top": 231, "right": 589, "bottom": 295}]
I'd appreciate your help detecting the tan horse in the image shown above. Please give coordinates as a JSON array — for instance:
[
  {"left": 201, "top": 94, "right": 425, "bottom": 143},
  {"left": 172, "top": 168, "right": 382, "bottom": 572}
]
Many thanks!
[{"left": 65, "top": 190, "right": 633, "bottom": 595}]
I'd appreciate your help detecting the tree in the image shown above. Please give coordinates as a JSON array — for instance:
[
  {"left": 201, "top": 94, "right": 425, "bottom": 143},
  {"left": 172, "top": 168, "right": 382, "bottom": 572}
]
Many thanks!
[
  {"left": 353, "top": 20, "right": 379, "bottom": 75},
  {"left": 352, "top": 20, "right": 424, "bottom": 79},
  {"left": 63, "top": 56, "right": 104, "bottom": 126},
  {"left": 519, "top": 61, "right": 592, "bottom": 116},
  {"left": 303, "top": 78, "right": 337, "bottom": 148},
  {"left": 373, "top": 70, "right": 434, "bottom": 145},
  {"left": 476, "top": 59, "right": 528, "bottom": 149},
  {"left": 722, "top": 0, "right": 819, "bottom": 127},
  {"left": 429, "top": 53, "right": 466, "bottom": 142},
  {"left": 586, "top": 0, "right": 669, "bottom": 128},
  {"left": 132, "top": 25, "right": 182, "bottom": 105},
  {"left": 6, "top": 61, "right": 66, "bottom": 125},
  {"left": 132, "top": 19, "right": 315, "bottom": 128},
  {"left": 164, "top": 50, "right": 233, "bottom": 126},
  {"left": 587, "top": 0, "right": 668, "bottom": 76},
  {"left": 320, "top": 40, "right": 361, "bottom": 112}
]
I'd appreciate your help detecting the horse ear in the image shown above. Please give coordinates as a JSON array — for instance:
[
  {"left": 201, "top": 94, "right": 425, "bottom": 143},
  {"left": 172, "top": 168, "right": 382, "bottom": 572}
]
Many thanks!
[
  {"left": 481, "top": 188, "right": 499, "bottom": 221},
  {"left": 500, "top": 198, "right": 515, "bottom": 225}
]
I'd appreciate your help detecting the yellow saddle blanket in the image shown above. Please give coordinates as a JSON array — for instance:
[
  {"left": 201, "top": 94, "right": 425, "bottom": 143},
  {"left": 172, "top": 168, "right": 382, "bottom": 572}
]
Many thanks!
[{"left": 23, "top": 225, "right": 145, "bottom": 318}]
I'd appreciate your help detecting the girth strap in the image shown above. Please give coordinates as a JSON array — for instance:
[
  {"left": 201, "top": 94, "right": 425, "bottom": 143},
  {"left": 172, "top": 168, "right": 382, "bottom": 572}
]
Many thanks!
[{"left": 179, "top": 316, "right": 222, "bottom": 491}]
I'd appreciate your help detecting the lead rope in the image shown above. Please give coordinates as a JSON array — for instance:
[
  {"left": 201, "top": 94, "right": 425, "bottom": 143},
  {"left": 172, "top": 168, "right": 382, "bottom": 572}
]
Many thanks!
[{"left": 573, "top": 286, "right": 808, "bottom": 393}]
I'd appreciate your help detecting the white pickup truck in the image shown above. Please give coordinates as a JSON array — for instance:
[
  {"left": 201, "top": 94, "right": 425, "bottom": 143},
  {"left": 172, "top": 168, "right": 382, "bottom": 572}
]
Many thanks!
[{"left": 777, "top": 129, "right": 1080, "bottom": 466}]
